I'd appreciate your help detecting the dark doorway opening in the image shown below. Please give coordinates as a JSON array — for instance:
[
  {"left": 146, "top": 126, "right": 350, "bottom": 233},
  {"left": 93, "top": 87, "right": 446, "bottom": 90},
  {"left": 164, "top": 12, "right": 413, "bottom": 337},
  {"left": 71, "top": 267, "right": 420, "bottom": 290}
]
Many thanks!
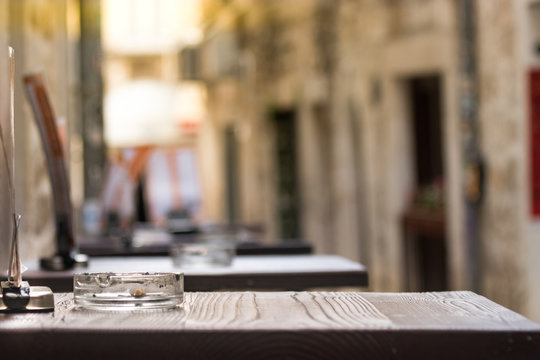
[
  {"left": 224, "top": 125, "right": 239, "bottom": 225},
  {"left": 403, "top": 75, "right": 447, "bottom": 291},
  {"left": 272, "top": 109, "right": 300, "bottom": 242},
  {"left": 411, "top": 76, "right": 443, "bottom": 187}
]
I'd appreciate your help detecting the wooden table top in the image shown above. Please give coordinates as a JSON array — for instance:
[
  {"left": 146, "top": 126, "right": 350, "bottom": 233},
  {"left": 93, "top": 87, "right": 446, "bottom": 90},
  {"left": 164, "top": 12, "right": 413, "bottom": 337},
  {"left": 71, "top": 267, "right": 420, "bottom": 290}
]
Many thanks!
[
  {"left": 79, "top": 233, "right": 314, "bottom": 256},
  {"left": 0, "top": 291, "right": 538, "bottom": 359},
  {"left": 23, "top": 255, "right": 368, "bottom": 292}
]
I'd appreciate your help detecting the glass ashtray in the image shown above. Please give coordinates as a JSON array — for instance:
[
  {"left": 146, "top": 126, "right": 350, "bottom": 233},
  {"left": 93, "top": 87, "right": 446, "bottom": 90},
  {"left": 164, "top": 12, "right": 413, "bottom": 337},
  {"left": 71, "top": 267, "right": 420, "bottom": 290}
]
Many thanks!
[
  {"left": 171, "top": 242, "right": 235, "bottom": 268},
  {"left": 73, "top": 272, "right": 183, "bottom": 311}
]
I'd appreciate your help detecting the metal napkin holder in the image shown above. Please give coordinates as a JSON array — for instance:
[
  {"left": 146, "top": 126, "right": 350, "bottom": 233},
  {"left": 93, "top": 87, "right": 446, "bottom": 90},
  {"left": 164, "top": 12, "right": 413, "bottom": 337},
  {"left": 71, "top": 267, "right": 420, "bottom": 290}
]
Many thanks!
[
  {"left": 0, "top": 213, "right": 54, "bottom": 312},
  {"left": 1, "top": 282, "right": 54, "bottom": 312}
]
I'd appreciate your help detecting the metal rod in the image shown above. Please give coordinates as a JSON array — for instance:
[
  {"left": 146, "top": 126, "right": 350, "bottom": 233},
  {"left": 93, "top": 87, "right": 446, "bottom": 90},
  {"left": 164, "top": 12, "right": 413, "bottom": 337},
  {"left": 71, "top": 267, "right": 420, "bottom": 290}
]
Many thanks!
[
  {"left": 0, "top": 48, "right": 15, "bottom": 213},
  {"left": 4, "top": 47, "right": 22, "bottom": 286},
  {"left": 7, "top": 214, "right": 22, "bottom": 286},
  {"left": 9, "top": 47, "right": 15, "bottom": 213}
]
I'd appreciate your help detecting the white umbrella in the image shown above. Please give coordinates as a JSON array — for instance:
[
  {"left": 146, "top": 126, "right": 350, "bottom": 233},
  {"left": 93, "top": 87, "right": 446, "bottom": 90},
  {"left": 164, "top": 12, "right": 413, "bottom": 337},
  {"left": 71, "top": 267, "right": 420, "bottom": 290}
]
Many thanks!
[
  {"left": 105, "top": 80, "right": 206, "bottom": 147},
  {"left": 105, "top": 80, "right": 178, "bottom": 147}
]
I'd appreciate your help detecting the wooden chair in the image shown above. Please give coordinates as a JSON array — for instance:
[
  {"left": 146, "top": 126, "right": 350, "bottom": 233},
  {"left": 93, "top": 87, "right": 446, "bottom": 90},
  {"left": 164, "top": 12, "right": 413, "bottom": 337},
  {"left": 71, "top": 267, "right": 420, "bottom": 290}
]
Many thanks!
[{"left": 23, "top": 72, "right": 79, "bottom": 270}]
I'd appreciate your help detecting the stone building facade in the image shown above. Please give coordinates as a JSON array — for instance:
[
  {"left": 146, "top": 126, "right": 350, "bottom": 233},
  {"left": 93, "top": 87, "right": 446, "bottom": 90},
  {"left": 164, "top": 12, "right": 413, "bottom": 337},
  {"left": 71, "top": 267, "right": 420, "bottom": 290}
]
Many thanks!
[{"left": 198, "top": 0, "right": 540, "bottom": 320}]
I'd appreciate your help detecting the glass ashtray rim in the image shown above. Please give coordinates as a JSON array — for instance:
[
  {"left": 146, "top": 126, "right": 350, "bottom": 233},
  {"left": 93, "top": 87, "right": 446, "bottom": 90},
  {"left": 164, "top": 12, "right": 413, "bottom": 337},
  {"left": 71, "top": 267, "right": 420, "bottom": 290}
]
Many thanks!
[{"left": 73, "top": 271, "right": 183, "bottom": 280}]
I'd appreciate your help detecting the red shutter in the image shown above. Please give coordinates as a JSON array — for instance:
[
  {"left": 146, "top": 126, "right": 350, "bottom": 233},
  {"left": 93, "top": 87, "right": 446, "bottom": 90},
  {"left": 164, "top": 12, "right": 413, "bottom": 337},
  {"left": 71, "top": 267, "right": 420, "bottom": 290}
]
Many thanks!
[{"left": 530, "top": 70, "right": 540, "bottom": 216}]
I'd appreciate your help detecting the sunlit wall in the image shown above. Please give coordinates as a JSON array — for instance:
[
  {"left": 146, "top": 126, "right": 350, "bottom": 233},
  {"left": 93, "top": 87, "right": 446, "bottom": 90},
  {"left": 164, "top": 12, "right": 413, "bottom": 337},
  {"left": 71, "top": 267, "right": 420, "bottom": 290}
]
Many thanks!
[{"left": 101, "top": 0, "right": 205, "bottom": 148}]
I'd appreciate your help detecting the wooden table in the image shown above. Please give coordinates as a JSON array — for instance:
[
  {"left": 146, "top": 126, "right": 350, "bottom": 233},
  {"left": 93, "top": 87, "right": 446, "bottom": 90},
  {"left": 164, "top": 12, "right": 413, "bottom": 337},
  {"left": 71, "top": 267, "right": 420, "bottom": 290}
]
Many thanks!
[
  {"left": 79, "top": 233, "right": 313, "bottom": 256},
  {"left": 23, "top": 255, "right": 368, "bottom": 292},
  {"left": 80, "top": 240, "right": 314, "bottom": 256},
  {"left": 0, "top": 291, "right": 538, "bottom": 359}
]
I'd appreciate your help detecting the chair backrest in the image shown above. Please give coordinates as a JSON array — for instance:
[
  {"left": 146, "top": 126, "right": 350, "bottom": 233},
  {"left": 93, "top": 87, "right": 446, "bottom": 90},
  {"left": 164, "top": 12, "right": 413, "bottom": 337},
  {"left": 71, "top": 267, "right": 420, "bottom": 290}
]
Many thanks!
[{"left": 22, "top": 72, "right": 75, "bottom": 256}]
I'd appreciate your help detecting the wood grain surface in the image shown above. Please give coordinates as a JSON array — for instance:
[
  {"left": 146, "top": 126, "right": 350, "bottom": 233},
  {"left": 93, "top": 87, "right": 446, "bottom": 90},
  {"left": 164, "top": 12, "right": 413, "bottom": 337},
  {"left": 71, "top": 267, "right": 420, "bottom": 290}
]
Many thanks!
[{"left": 0, "top": 291, "right": 539, "bottom": 359}]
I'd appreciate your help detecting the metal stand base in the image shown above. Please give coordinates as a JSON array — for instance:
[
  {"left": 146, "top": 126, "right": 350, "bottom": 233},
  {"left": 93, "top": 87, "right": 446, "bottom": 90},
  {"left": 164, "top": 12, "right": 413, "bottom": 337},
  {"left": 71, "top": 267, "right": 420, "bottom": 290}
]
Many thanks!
[{"left": 0, "top": 281, "right": 54, "bottom": 312}]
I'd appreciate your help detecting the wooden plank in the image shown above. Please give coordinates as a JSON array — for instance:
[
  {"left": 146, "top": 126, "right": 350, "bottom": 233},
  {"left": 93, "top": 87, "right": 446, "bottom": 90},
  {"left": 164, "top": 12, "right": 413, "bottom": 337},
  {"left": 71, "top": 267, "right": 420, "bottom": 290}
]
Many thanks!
[
  {"left": 0, "top": 291, "right": 538, "bottom": 359},
  {"left": 22, "top": 255, "right": 368, "bottom": 292}
]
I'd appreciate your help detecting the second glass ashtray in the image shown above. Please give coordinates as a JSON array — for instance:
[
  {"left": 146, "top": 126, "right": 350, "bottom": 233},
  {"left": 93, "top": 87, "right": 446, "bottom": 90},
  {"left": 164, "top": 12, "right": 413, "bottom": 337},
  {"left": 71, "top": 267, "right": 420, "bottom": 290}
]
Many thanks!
[
  {"left": 73, "top": 272, "right": 183, "bottom": 311},
  {"left": 171, "top": 242, "right": 235, "bottom": 268}
]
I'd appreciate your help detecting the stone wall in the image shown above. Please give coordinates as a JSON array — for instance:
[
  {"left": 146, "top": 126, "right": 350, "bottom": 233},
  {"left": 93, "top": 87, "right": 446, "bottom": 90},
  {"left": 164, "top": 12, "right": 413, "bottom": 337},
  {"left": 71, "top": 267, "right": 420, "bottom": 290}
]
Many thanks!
[
  {"left": 5, "top": 0, "right": 77, "bottom": 262},
  {"left": 201, "top": 0, "right": 465, "bottom": 293},
  {"left": 337, "top": 0, "right": 463, "bottom": 291},
  {"left": 476, "top": 0, "right": 528, "bottom": 313}
]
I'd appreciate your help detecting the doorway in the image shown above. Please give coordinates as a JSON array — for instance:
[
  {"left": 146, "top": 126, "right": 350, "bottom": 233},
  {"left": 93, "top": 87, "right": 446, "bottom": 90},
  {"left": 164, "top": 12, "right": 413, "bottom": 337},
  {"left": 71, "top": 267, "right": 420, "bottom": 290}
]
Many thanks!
[
  {"left": 273, "top": 109, "right": 300, "bottom": 242},
  {"left": 224, "top": 125, "right": 239, "bottom": 225},
  {"left": 402, "top": 75, "right": 447, "bottom": 291}
]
